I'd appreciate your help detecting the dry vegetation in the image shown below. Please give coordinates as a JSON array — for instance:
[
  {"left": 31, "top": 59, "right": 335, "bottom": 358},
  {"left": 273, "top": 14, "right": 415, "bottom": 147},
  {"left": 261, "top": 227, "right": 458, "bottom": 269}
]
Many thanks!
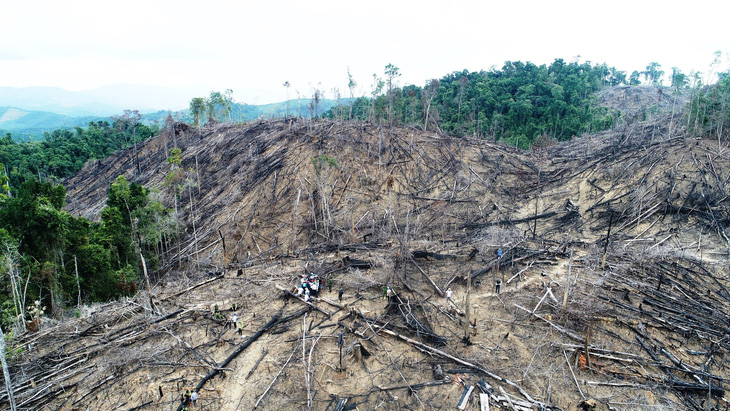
[{"left": 3, "top": 93, "right": 729, "bottom": 410}]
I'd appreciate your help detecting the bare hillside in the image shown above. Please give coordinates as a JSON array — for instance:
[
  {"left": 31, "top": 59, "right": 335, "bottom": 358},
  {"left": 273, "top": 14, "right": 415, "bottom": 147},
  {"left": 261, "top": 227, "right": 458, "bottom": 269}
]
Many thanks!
[
  {"left": 595, "top": 85, "right": 687, "bottom": 123},
  {"left": 4, "top": 112, "right": 729, "bottom": 410}
]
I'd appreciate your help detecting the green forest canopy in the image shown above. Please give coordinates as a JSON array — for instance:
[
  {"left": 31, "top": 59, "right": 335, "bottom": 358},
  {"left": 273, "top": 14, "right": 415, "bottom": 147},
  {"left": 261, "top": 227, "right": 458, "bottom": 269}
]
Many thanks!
[
  {"left": 324, "top": 58, "right": 728, "bottom": 148},
  {"left": 0, "top": 176, "right": 174, "bottom": 330},
  {"left": 0, "top": 119, "right": 157, "bottom": 192},
  {"left": 328, "top": 59, "right": 630, "bottom": 147}
]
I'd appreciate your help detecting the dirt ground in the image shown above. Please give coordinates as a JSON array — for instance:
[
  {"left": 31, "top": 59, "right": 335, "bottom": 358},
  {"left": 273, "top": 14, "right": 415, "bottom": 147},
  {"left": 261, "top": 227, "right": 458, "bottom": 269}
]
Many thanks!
[{"left": 7, "top": 100, "right": 730, "bottom": 410}]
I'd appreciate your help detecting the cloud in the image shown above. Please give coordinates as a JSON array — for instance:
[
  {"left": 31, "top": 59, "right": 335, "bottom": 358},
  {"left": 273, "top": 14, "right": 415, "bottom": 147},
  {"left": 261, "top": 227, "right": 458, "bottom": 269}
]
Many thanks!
[{"left": 1, "top": 0, "right": 727, "bottom": 105}]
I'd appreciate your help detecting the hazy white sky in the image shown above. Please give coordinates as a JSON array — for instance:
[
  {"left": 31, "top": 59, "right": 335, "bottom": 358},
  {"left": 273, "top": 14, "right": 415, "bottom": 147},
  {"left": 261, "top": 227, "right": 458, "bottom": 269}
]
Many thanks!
[{"left": 1, "top": 0, "right": 728, "bottom": 108}]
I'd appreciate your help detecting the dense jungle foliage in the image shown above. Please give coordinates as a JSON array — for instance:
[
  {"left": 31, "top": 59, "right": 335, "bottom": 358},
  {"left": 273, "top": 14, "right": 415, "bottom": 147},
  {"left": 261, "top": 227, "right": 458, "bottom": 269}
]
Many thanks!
[
  {"left": 0, "top": 175, "right": 174, "bottom": 331},
  {"left": 324, "top": 59, "right": 691, "bottom": 147},
  {"left": 0, "top": 116, "right": 158, "bottom": 192}
]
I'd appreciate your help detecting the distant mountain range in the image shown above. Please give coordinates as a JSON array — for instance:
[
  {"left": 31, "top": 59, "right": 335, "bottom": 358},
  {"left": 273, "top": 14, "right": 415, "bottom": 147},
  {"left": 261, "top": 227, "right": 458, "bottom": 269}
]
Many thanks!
[
  {"left": 0, "top": 85, "right": 198, "bottom": 116},
  {"left": 0, "top": 85, "right": 349, "bottom": 141},
  {"left": 0, "top": 107, "right": 105, "bottom": 141}
]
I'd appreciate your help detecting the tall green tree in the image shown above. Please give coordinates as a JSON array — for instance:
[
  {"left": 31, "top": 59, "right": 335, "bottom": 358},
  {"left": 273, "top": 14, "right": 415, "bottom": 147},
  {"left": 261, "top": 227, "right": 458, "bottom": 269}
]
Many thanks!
[
  {"left": 0, "top": 175, "right": 167, "bottom": 322},
  {"left": 347, "top": 68, "right": 357, "bottom": 120},
  {"left": 100, "top": 176, "right": 146, "bottom": 272},
  {"left": 687, "top": 70, "right": 730, "bottom": 147},
  {"left": 283, "top": 82, "right": 291, "bottom": 117},
  {"left": 164, "top": 148, "right": 184, "bottom": 267},
  {"left": 112, "top": 110, "right": 143, "bottom": 175},
  {"left": 0, "top": 229, "right": 26, "bottom": 332},
  {"left": 0, "top": 180, "right": 68, "bottom": 314},
  {"left": 384, "top": 64, "right": 401, "bottom": 125},
  {"left": 671, "top": 67, "right": 688, "bottom": 89},
  {"left": 629, "top": 71, "right": 642, "bottom": 86},
  {"left": 206, "top": 90, "right": 234, "bottom": 123},
  {"left": 370, "top": 74, "right": 385, "bottom": 122},
  {"left": 0, "top": 122, "right": 157, "bottom": 196},
  {"left": 0, "top": 164, "right": 9, "bottom": 200},
  {"left": 642, "top": 62, "right": 665, "bottom": 86},
  {"left": 189, "top": 97, "right": 206, "bottom": 127}
]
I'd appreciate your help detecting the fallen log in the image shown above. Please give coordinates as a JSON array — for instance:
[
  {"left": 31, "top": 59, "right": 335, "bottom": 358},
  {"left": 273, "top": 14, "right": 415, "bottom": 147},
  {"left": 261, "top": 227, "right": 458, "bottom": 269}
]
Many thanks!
[
  {"left": 499, "top": 386, "right": 519, "bottom": 411},
  {"left": 369, "top": 322, "right": 545, "bottom": 407},
  {"left": 367, "top": 379, "right": 449, "bottom": 394},
  {"left": 480, "top": 393, "right": 490, "bottom": 411},
  {"left": 358, "top": 311, "right": 425, "bottom": 407},
  {"left": 448, "top": 299, "right": 465, "bottom": 316},
  {"left": 409, "top": 256, "right": 444, "bottom": 296},
  {"left": 342, "top": 256, "right": 374, "bottom": 269},
  {"left": 162, "top": 274, "right": 224, "bottom": 301},
  {"left": 461, "top": 211, "right": 557, "bottom": 229},
  {"left": 314, "top": 293, "right": 545, "bottom": 406},
  {"left": 660, "top": 347, "right": 706, "bottom": 386},
  {"left": 72, "top": 374, "right": 115, "bottom": 405},
  {"left": 457, "top": 385, "right": 474, "bottom": 410},
  {"left": 334, "top": 398, "right": 349, "bottom": 411},
  {"left": 515, "top": 304, "right": 583, "bottom": 342},
  {"left": 177, "top": 308, "right": 306, "bottom": 411},
  {"left": 127, "top": 400, "right": 154, "bottom": 411},
  {"left": 245, "top": 349, "right": 269, "bottom": 380},
  {"left": 275, "top": 283, "right": 332, "bottom": 316},
  {"left": 411, "top": 250, "right": 457, "bottom": 261},
  {"left": 670, "top": 380, "right": 725, "bottom": 396},
  {"left": 582, "top": 380, "right": 645, "bottom": 388},
  {"left": 636, "top": 335, "right": 678, "bottom": 383},
  {"left": 254, "top": 344, "right": 298, "bottom": 409}
]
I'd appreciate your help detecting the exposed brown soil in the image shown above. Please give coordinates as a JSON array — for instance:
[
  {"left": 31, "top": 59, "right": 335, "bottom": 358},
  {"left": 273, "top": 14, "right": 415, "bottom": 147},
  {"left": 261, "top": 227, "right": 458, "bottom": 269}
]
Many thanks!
[{"left": 5, "top": 101, "right": 730, "bottom": 411}]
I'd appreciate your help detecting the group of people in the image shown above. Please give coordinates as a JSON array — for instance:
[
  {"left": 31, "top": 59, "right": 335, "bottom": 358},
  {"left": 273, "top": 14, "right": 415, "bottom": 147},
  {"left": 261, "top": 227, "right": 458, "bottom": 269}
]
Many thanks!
[
  {"left": 291, "top": 247, "right": 506, "bottom": 311},
  {"left": 382, "top": 285, "right": 397, "bottom": 305},
  {"left": 295, "top": 272, "right": 323, "bottom": 302},
  {"left": 181, "top": 389, "right": 198, "bottom": 409},
  {"left": 212, "top": 303, "right": 245, "bottom": 335}
]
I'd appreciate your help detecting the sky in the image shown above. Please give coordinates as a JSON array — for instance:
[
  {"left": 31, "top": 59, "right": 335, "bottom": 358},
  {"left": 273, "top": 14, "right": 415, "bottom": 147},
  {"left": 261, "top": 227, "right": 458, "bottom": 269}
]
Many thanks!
[{"left": 1, "top": 0, "right": 728, "bottom": 110}]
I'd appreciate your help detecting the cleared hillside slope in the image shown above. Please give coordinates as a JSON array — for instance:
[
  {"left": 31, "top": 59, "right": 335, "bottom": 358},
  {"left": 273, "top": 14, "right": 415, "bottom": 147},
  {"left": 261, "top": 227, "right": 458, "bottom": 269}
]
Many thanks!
[{"left": 5, "top": 109, "right": 729, "bottom": 410}]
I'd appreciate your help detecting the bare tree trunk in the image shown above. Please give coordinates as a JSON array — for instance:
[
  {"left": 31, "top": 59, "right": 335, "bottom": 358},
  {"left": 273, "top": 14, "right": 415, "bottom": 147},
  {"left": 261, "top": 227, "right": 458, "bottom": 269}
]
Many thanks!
[
  {"left": 533, "top": 169, "right": 541, "bottom": 238},
  {"left": 302, "top": 314, "right": 307, "bottom": 405},
  {"left": 74, "top": 255, "right": 81, "bottom": 308},
  {"left": 562, "top": 248, "right": 574, "bottom": 312},
  {"left": 188, "top": 182, "right": 199, "bottom": 270},
  {"left": 174, "top": 192, "right": 181, "bottom": 269},
  {"left": 463, "top": 271, "right": 471, "bottom": 343},
  {"left": 140, "top": 252, "right": 155, "bottom": 313},
  {"left": 133, "top": 128, "right": 140, "bottom": 175},
  {"left": 0, "top": 326, "right": 17, "bottom": 411},
  {"left": 601, "top": 212, "right": 614, "bottom": 270},
  {"left": 669, "top": 94, "right": 677, "bottom": 137},
  {"left": 218, "top": 230, "right": 227, "bottom": 268},
  {"left": 290, "top": 188, "right": 301, "bottom": 251},
  {"left": 195, "top": 154, "right": 201, "bottom": 196},
  {"left": 424, "top": 95, "right": 434, "bottom": 132},
  {"left": 4, "top": 242, "right": 22, "bottom": 331}
]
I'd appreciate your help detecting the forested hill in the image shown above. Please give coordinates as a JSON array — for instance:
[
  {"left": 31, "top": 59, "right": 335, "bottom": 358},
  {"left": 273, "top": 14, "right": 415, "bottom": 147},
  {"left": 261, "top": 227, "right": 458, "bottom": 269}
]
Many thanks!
[
  {"left": 0, "top": 106, "right": 105, "bottom": 142},
  {"left": 0, "top": 119, "right": 159, "bottom": 191},
  {"left": 327, "top": 59, "right": 698, "bottom": 148}
]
